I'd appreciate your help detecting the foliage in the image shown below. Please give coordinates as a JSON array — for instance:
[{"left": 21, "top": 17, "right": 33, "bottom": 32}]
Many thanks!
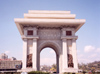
[
  {"left": 28, "top": 71, "right": 50, "bottom": 74},
  {"left": 0, "top": 72, "right": 50, "bottom": 74},
  {"left": 13, "top": 72, "right": 20, "bottom": 74},
  {"left": 63, "top": 72, "right": 76, "bottom": 74},
  {"left": 78, "top": 61, "right": 100, "bottom": 72},
  {"left": 91, "top": 67, "right": 95, "bottom": 72},
  {"left": 50, "top": 67, "right": 56, "bottom": 72},
  {"left": 63, "top": 72, "right": 100, "bottom": 74},
  {"left": 0, "top": 72, "right": 20, "bottom": 74},
  {"left": 95, "top": 72, "right": 100, "bottom": 74},
  {"left": 82, "top": 71, "right": 86, "bottom": 74},
  {"left": 50, "top": 64, "right": 57, "bottom": 72},
  {"left": 52, "top": 64, "right": 57, "bottom": 69}
]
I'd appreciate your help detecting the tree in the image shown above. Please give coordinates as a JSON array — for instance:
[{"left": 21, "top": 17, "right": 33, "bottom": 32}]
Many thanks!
[
  {"left": 52, "top": 64, "right": 57, "bottom": 69},
  {"left": 91, "top": 67, "right": 95, "bottom": 72},
  {"left": 50, "top": 64, "right": 57, "bottom": 72}
]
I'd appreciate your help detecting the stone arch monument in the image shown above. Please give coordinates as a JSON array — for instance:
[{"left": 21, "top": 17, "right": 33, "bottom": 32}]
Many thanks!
[{"left": 14, "top": 10, "right": 85, "bottom": 73}]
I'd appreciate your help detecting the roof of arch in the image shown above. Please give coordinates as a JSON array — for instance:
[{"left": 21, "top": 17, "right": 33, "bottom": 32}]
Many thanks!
[{"left": 14, "top": 10, "right": 86, "bottom": 35}]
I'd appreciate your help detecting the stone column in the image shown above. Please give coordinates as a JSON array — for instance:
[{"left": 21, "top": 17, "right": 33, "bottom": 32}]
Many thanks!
[
  {"left": 59, "top": 54, "right": 62, "bottom": 74},
  {"left": 37, "top": 53, "right": 40, "bottom": 71},
  {"left": 56, "top": 54, "right": 59, "bottom": 73},
  {"left": 62, "top": 39, "right": 68, "bottom": 71},
  {"left": 32, "top": 38, "right": 37, "bottom": 71},
  {"left": 72, "top": 39, "right": 78, "bottom": 69},
  {"left": 22, "top": 38, "right": 27, "bottom": 69}
]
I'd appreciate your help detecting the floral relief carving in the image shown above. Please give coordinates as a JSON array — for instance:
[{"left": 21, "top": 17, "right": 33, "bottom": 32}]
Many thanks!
[
  {"left": 38, "top": 29, "right": 61, "bottom": 39},
  {"left": 27, "top": 54, "right": 32, "bottom": 67},
  {"left": 68, "top": 54, "right": 74, "bottom": 67}
]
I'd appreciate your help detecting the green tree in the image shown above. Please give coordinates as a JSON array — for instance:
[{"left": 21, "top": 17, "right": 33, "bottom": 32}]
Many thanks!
[{"left": 52, "top": 64, "right": 57, "bottom": 69}]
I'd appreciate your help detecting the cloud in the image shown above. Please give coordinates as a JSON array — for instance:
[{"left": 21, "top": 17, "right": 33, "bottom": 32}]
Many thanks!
[
  {"left": 84, "top": 45, "right": 95, "bottom": 52},
  {"left": 4, "top": 51, "right": 10, "bottom": 54},
  {"left": 96, "top": 48, "right": 100, "bottom": 52},
  {"left": 77, "top": 45, "right": 100, "bottom": 64}
]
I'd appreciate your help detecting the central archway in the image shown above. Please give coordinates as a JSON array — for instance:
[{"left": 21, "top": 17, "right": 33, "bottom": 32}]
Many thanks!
[
  {"left": 37, "top": 41, "right": 60, "bottom": 73},
  {"left": 40, "top": 47, "right": 56, "bottom": 72}
]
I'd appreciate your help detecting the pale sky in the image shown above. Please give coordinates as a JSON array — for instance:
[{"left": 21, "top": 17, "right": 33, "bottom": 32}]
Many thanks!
[{"left": 0, "top": 0, "right": 100, "bottom": 65}]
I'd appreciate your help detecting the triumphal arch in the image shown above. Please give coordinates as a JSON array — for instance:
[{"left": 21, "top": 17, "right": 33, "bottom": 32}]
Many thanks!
[{"left": 14, "top": 10, "right": 85, "bottom": 73}]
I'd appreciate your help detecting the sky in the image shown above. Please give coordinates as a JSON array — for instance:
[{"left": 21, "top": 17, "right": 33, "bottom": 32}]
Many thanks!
[{"left": 0, "top": 0, "right": 100, "bottom": 65}]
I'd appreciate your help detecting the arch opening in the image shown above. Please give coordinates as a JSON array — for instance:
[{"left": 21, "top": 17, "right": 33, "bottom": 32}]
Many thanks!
[
  {"left": 40, "top": 47, "right": 56, "bottom": 72},
  {"left": 37, "top": 41, "right": 60, "bottom": 73}
]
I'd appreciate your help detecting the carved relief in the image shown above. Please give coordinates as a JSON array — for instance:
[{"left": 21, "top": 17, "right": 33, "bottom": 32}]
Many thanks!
[
  {"left": 38, "top": 29, "right": 61, "bottom": 39},
  {"left": 37, "top": 28, "right": 62, "bottom": 55},
  {"left": 27, "top": 54, "right": 32, "bottom": 67},
  {"left": 68, "top": 54, "right": 74, "bottom": 67}
]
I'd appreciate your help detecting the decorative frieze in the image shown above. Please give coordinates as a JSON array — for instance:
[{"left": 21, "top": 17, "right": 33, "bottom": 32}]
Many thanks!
[
  {"left": 38, "top": 27, "right": 61, "bottom": 29},
  {"left": 38, "top": 29, "right": 61, "bottom": 39}
]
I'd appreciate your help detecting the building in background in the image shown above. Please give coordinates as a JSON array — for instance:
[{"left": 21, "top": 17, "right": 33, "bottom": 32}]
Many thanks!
[
  {"left": 0, "top": 53, "right": 22, "bottom": 72},
  {"left": 0, "top": 53, "right": 8, "bottom": 59},
  {"left": 0, "top": 60, "right": 22, "bottom": 72},
  {"left": 10, "top": 57, "right": 17, "bottom": 60}
]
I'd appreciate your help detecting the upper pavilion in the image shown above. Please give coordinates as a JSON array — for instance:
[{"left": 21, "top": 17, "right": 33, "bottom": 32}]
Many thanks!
[{"left": 14, "top": 10, "right": 86, "bottom": 35}]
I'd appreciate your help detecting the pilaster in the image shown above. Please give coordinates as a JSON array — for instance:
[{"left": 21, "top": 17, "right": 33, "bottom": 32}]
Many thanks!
[
  {"left": 72, "top": 39, "right": 78, "bottom": 69},
  {"left": 32, "top": 38, "right": 37, "bottom": 71},
  {"left": 62, "top": 39, "right": 68, "bottom": 72},
  {"left": 22, "top": 38, "right": 27, "bottom": 69}
]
